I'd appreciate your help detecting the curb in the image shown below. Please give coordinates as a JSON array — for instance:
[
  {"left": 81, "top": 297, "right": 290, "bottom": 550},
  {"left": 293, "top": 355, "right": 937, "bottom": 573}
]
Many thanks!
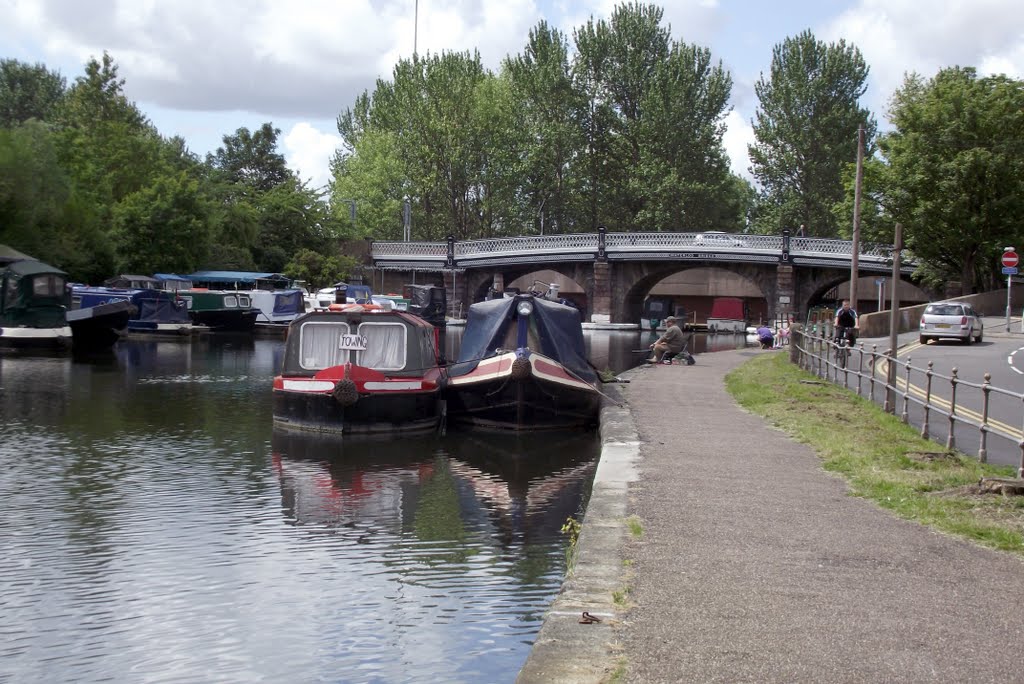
[{"left": 516, "top": 376, "right": 641, "bottom": 683}]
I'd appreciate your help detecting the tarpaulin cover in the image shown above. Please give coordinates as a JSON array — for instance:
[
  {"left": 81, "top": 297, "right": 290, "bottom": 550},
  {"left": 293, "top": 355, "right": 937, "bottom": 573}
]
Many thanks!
[
  {"left": 185, "top": 271, "right": 292, "bottom": 286},
  {"left": 273, "top": 290, "right": 304, "bottom": 314},
  {"left": 134, "top": 291, "right": 190, "bottom": 323},
  {"left": 451, "top": 295, "right": 595, "bottom": 383}
]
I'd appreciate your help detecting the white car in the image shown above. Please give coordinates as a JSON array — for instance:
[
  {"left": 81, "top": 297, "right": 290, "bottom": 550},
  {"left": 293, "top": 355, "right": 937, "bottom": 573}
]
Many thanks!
[
  {"left": 919, "top": 302, "right": 983, "bottom": 344},
  {"left": 694, "top": 231, "right": 746, "bottom": 248}
]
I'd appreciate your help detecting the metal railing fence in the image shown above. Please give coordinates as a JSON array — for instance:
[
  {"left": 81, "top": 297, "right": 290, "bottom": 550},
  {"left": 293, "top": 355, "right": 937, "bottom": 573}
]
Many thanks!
[{"left": 791, "top": 326, "right": 1024, "bottom": 478}]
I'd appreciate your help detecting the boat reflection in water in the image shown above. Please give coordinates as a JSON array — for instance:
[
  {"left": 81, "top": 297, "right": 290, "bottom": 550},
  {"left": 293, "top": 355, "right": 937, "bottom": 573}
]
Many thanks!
[
  {"left": 269, "top": 428, "right": 600, "bottom": 681},
  {"left": 271, "top": 428, "right": 599, "bottom": 544}
]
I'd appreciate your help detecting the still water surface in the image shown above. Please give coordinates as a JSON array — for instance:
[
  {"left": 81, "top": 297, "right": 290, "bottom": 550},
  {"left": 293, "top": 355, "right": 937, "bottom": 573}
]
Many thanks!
[
  {"left": 0, "top": 336, "right": 602, "bottom": 684},
  {"left": 0, "top": 330, "right": 751, "bottom": 683}
]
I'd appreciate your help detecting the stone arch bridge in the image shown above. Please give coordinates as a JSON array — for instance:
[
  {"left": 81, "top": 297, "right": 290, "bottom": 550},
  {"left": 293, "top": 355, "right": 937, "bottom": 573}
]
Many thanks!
[{"left": 369, "top": 229, "right": 912, "bottom": 324}]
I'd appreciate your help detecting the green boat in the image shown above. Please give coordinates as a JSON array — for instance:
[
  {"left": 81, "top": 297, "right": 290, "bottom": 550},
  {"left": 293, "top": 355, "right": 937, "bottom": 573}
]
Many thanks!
[
  {"left": 177, "top": 289, "right": 259, "bottom": 333},
  {"left": 0, "top": 259, "right": 73, "bottom": 350}
]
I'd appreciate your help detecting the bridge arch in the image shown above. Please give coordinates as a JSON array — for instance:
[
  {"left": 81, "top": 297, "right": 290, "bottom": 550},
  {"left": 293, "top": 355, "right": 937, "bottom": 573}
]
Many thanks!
[{"left": 614, "top": 262, "right": 776, "bottom": 325}]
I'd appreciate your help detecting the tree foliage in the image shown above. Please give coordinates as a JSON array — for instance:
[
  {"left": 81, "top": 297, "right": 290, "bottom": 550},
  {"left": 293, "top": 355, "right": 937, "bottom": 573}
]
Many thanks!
[
  {"left": 334, "top": 2, "right": 741, "bottom": 237},
  {"left": 0, "top": 59, "right": 66, "bottom": 126},
  {"left": 878, "top": 67, "right": 1024, "bottom": 293},
  {"left": 749, "top": 30, "right": 875, "bottom": 236}
]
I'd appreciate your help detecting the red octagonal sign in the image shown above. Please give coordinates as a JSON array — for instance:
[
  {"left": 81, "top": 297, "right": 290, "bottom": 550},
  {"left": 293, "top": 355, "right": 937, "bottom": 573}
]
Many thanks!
[{"left": 1003, "top": 251, "right": 1019, "bottom": 268}]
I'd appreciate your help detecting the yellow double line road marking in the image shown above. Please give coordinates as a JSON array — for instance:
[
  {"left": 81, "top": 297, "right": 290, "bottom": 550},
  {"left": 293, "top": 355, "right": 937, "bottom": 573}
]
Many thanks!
[{"left": 874, "top": 342, "right": 1023, "bottom": 439}]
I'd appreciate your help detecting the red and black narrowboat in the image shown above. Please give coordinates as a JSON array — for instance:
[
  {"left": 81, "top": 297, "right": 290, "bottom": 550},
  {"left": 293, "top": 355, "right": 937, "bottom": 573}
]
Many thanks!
[{"left": 272, "top": 304, "right": 446, "bottom": 435}]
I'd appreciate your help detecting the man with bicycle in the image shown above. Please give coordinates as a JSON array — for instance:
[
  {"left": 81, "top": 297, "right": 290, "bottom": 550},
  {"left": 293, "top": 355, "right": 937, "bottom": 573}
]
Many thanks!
[{"left": 834, "top": 299, "right": 859, "bottom": 346}]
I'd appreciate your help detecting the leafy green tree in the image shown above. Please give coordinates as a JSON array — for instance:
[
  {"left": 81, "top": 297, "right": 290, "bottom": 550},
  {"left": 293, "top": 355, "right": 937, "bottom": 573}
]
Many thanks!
[
  {"left": 0, "top": 120, "right": 112, "bottom": 282},
  {"left": 0, "top": 59, "right": 66, "bottom": 126},
  {"left": 252, "top": 179, "right": 341, "bottom": 271},
  {"left": 749, "top": 30, "right": 875, "bottom": 236},
  {"left": 284, "top": 248, "right": 358, "bottom": 289},
  {"left": 331, "top": 129, "right": 406, "bottom": 239},
  {"left": 57, "top": 52, "right": 164, "bottom": 208},
  {"left": 879, "top": 67, "right": 1024, "bottom": 293},
  {"left": 504, "top": 21, "right": 584, "bottom": 234},
  {"left": 207, "top": 123, "right": 292, "bottom": 194},
  {"left": 111, "top": 171, "right": 211, "bottom": 274},
  {"left": 633, "top": 42, "right": 734, "bottom": 231}
]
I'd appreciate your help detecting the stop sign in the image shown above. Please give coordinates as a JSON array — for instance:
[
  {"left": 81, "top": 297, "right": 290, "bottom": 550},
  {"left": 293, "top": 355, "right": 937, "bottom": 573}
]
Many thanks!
[{"left": 1003, "top": 251, "right": 1019, "bottom": 268}]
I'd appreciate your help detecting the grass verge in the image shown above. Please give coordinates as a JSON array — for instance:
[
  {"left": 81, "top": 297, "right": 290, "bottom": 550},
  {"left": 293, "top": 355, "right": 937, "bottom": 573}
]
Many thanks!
[{"left": 725, "top": 353, "right": 1024, "bottom": 555}]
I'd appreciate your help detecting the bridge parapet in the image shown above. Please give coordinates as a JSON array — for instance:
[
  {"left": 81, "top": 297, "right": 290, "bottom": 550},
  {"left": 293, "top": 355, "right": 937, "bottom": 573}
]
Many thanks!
[{"left": 369, "top": 232, "right": 905, "bottom": 271}]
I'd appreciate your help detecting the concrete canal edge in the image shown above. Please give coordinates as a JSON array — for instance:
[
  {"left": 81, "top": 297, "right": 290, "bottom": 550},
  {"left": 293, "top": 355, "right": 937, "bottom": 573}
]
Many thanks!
[{"left": 517, "top": 376, "right": 641, "bottom": 683}]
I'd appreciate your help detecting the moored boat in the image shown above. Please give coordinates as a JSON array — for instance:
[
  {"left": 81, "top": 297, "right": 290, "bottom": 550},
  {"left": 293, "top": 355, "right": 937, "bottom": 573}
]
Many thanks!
[
  {"left": 66, "top": 299, "right": 134, "bottom": 350},
  {"left": 445, "top": 293, "right": 600, "bottom": 431},
  {"left": 0, "top": 259, "right": 73, "bottom": 350},
  {"left": 73, "top": 285, "right": 193, "bottom": 337},
  {"left": 272, "top": 305, "right": 447, "bottom": 435}
]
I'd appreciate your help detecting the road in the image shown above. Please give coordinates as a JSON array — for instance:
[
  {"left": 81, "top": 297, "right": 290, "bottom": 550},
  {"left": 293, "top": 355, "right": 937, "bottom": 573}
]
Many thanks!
[{"left": 856, "top": 316, "right": 1024, "bottom": 470}]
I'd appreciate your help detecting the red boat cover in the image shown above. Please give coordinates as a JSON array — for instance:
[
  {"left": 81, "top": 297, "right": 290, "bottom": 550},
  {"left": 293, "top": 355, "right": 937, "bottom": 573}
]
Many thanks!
[{"left": 709, "top": 297, "right": 744, "bottom": 319}]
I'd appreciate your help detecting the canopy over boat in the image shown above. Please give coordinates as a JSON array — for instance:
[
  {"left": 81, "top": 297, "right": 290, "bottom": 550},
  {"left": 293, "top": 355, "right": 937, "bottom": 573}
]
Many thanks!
[
  {"left": 452, "top": 295, "right": 596, "bottom": 384},
  {"left": 1, "top": 259, "right": 70, "bottom": 328},
  {"left": 185, "top": 270, "right": 294, "bottom": 289}
]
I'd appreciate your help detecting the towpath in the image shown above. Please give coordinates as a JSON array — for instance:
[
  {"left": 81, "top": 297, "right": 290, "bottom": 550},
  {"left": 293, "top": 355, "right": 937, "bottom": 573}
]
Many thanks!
[{"left": 519, "top": 348, "right": 1024, "bottom": 683}]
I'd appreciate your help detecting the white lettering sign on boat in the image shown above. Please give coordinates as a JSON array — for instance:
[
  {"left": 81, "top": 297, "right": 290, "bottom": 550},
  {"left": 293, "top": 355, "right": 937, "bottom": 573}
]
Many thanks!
[{"left": 339, "top": 334, "right": 368, "bottom": 350}]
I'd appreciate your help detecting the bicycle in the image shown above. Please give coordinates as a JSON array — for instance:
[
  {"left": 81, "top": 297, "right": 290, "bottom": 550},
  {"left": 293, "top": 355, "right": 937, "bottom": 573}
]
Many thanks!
[{"left": 833, "top": 326, "right": 855, "bottom": 369}]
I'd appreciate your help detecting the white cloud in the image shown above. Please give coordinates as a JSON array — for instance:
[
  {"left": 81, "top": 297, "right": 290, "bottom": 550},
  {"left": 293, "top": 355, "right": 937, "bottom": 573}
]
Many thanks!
[
  {"left": 282, "top": 122, "right": 341, "bottom": 189},
  {"left": 823, "top": 0, "right": 1024, "bottom": 119},
  {"left": 722, "top": 110, "right": 754, "bottom": 181}
]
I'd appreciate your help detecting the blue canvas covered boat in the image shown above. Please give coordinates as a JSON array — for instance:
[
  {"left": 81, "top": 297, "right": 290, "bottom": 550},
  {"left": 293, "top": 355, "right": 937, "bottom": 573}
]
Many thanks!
[
  {"left": 73, "top": 286, "right": 193, "bottom": 336},
  {"left": 445, "top": 293, "right": 600, "bottom": 431}
]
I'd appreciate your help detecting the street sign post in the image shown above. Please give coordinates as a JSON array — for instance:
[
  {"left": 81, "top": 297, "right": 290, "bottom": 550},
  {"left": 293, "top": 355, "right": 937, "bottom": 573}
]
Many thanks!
[{"left": 1004, "top": 248, "right": 1018, "bottom": 332}]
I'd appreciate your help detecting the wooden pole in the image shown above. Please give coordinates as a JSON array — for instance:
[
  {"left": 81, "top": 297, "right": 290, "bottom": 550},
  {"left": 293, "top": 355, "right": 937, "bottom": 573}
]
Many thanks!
[{"left": 850, "top": 124, "right": 864, "bottom": 310}]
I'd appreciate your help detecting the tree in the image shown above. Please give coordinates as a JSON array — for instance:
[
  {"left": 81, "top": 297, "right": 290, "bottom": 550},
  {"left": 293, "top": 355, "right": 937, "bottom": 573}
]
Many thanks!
[
  {"left": 504, "top": 21, "right": 585, "bottom": 234},
  {"left": 0, "top": 59, "right": 66, "bottom": 126},
  {"left": 111, "top": 171, "right": 211, "bottom": 274},
  {"left": 284, "top": 248, "right": 358, "bottom": 289},
  {"left": 749, "top": 30, "right": 875, "bottom": 236},
  {"left": 879, "top": 68, "right": 1024, "bottom": 293},
  {"left": 207, "top": 123, "right": 292, "bottom": 194}
]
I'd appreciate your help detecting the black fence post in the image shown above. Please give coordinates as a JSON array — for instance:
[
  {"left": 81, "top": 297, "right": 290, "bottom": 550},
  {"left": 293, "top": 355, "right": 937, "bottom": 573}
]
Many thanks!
[
  {"left": 597, "top": 224, "right": 607, "bottom": 262},
  {"left": 781, "top": 227, "right": 791, "bottom": 263}
]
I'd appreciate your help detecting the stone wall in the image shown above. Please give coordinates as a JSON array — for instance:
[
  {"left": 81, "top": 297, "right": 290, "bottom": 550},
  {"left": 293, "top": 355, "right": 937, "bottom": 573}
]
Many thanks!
[{"left": 858, "top": 285, "right": 1024, "bottom": 337}]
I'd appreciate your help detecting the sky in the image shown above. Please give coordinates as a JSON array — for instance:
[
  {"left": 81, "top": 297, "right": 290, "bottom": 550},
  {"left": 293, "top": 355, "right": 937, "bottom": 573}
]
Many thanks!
[{"left": 2, "top": 0, "right": 1022, "bottom": 190}]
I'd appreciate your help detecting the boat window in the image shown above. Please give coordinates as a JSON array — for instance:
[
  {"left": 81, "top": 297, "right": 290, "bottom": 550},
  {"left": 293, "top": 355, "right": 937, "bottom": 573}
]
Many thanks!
[
  {"left": 238, "top": 295, "right": 251, "bottom": 307},
  {"left": 299, "top": 321, "right": 351, "bottom": 370},
  {"left": 32, "top": 275, "right": 65, "bottom": 297},
  {"left": 356, "top": 322, "right": 407, "bottom": 371},
  {"left": 224, "top": 296, "right": 238, "bottom": 308}
]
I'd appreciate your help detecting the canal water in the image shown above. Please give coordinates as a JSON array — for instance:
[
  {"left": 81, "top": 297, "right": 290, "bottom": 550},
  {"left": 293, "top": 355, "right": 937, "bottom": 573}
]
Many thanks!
[{"left": 0, "top": 330, "right": 751, "bottom": 683}]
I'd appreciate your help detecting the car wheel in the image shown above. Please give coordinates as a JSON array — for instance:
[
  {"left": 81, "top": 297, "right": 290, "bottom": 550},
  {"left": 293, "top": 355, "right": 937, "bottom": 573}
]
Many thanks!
[
  {"left": 919, "top": 334, "right": 928, "bottom": 345},
  {"left": 964, "top": 331, "right": 974, "bottom": 345},
  {"left": 976, "top": 329, "right": 983, "bottom": 343}
]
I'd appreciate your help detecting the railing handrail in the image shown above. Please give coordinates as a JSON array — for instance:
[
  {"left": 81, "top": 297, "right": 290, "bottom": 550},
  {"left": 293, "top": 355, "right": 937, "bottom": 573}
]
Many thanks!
[
  {"left": 369, "top": 231, "right": 903, "bottom": 266},
  {"left": 792, "top": 325, "right": 1024, "bottom": 478}
]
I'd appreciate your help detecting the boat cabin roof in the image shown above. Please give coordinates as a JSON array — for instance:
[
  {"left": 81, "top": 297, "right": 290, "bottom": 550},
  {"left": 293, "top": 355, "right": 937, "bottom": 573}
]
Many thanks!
[{"left": 281, "top": 308, "right": 440, "bottom": 377}]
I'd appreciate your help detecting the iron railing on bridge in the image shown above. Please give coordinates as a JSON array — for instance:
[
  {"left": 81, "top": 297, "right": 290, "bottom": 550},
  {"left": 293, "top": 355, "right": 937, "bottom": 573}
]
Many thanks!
[
  {"left": 792, "top": 326, "right": 1024, "bottom": 478},
  {"left": 370, "top": 232, "right": 902, "bottom": 270}
]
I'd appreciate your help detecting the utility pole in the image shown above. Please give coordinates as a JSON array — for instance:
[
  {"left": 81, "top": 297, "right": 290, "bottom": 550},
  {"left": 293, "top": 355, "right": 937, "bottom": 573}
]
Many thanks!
[
  {"left": 850, "top": 124, "right": 864, "bottom": 310},
  {"left": 886, "top": 222, "right": 903, "bottom": 414},
  {"left": 414, "top": 0, "right": 419, "bottom": 57}
]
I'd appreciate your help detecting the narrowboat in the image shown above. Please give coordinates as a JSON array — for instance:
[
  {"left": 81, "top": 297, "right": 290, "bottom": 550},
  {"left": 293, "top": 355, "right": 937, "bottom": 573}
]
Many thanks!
[
  {"left": 0, "top": 259, "right": 73, "bottom": 350},
  {"left": 272, "top": 305, "right": 447, "bottom": 435},
  {"left": 445, "top": 294, "right": 600, "bottom": 431},
  {"left": 66, "top": 298, "right": 134, "bottom": 350},
  {"left": 73, "top": 286, "right": 193, "bottom": 337},
  {"left": 173, "top": 271, "right": 302, "bottom": 331}
]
